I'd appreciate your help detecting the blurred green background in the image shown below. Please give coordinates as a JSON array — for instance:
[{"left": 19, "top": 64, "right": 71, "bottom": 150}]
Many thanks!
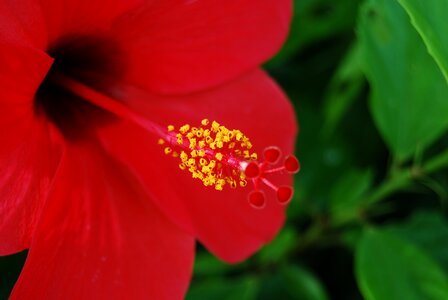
[{"left": 2, "top": 0, "right": 448, "bottom": 299}]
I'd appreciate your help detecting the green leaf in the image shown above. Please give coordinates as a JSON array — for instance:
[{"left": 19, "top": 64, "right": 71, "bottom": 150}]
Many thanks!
[
  {"left": 269, "top": 0, "right": 361, "bottom": 66},
  {"left": 256, "top": 227, "right": 298, "bottom": 265},
  {"left": 356, "top": 229, "right": 448, "bottom": 300},
  {"left": 281, "top": 265, "right": 329, "bottom": 300},
  {"left": 386, "top": 211, "right": 448, "bottom": 272},
  {"left": 330, "top": 168, "right": 373, "bottom": 224},
  {"left": 186, "top": 276, "right": 258, "bottom": 300},
  {"left": 257, "top": 265, "right": 328, "bottom": 300},
  {"left": 193, "top": 251, "right": 247, "bottom": 276},
  {"left": 358, "top": 0, "right": 448, "bottom": 160},
  {"left": 323, "top": 43, "right": 366, "bottom": 135},
  {"left": 397, "top": 0, "right": 448, "bottom": 82}
]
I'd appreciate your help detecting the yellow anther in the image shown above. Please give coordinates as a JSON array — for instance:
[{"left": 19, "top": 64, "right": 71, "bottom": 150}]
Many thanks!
[
  {"left": 172, "top": 151, "right": 179, "bottom": 158},
  {"left": 250, "top": 153, "right": 258, "bottom": 160},
  {"left": 190, "top": 150, "right": 198, "bottom": 157},
  {"left": 199, "top": 158, "right": 207, "bottom": 166},
  {"left": 211, "top": 121, "right": 220, "bottom": 132},
  {"left": 189, "top": 138, "right": 197, "bottom": 149},
  {"left": 201, "top": 119, "right": 209, "bottom": 126},
  {"left": 215, "top": 153, "right": 223, "bottom": 161},
  {"left": 164, "top": 147, "right": 172, "bottom": 155},
  {"left": 176, "top": 133, "right": 183, "bottom": 145},
  {"left": 215, "top": 179, "right": 226, "bottom": 191},
  {"left": 180, "top": 151, "right": 188, "bottom": 162},
  {"left": 230, "top": 181, "right": 237, "bottom": 189},
  {"left": 236, "top": 131, "right": 243, "bottom": 141},
  {"left": 179, "top": 124, "right": 190, "bottom": 134},
  {"left": 196, "top": 129, "right": 204, "bottom": 138},
  {"left": 187, "top": 158, "right": 196, "bottom": 167},
  {"left": 240, "top": 180, "right": 247, "bottom": 187},
  {"left": 179, "top": 163, "right": 186, "bottom": 170},
  {"left": 167, "top": 125, "right": 175, "bottom": 132},
  {"left": 158, "top": 139, "right": 165, "bottom": 145},
  {"left": 198, "top": 149, "right": 206, "bottom": 157}
]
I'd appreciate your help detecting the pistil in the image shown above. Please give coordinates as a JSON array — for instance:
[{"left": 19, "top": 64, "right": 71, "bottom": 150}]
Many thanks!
[{"left": 54, "top": 73, "right": 300, "bottom": 208}]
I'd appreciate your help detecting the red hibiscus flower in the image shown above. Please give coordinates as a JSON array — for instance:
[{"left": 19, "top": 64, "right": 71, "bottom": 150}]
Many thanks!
[{"left": 0, "top": 0, "right": 298, "bottom": 299}]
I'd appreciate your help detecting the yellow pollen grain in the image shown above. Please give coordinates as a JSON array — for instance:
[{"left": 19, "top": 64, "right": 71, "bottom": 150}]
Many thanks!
[
  {"left": 230, "top": 181, "right": 237, "bottom": 189},
  {"left": 176, "top": 133, "right": 183, "bottom": 145},
  {"left": 167, "top": 125, "right": 175, "bottom": 132},
  {"left": 189, "top": 138, "right": 197, "bottom": 149},
  {"left": 201, "top": 119, "right": 209, "bottom": 126},
  {"left": 164, "top": 147, "right": 172, "bottom": 155},
  {"left": 179, "top": 124, "right": 190, "bottom": 134},
  {"left": 180, "top": 151, "right": 188, "bottom": 161},
  {"left": 211, "top": 121, "right": 220, "bottom": 132},
  {"left": 158, "top": 139, "right": 165, "bottom": 145},
  {"left": 236, "top": 132, "right": 243, "bottom": 141},
  {"left": 215, "top": 153, "right": 223, "bottom": 161}
]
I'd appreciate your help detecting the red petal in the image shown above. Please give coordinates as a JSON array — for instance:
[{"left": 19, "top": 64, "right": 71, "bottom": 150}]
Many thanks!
[
  {"left": 97, "top": 70, "right": 298, "bottom": 262},
  {"left": 0, "top": 44, "right": 62, "bottom": 255},
  {"left": 10, "top": 140, "right": 194, "bottom": 300},
  {"left": 0, "top": 0, "right": 143, "bottom": 48},
  {"left": 0, "top": 43, "right": 52, "bottom": 99},
  {"left": 0, "top": 2, "right": 47, "bottom": 47},
  {"left": 112, "top": 0, "right": 292, "bottom": 94}
]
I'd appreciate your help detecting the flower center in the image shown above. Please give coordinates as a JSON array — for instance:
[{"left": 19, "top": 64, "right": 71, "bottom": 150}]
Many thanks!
[
  {"left": 159, "top": 119, "right": 257, "bottom": 191},
  {"left": 34, "top": 35, "right": 125, "bottom": 140}
]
